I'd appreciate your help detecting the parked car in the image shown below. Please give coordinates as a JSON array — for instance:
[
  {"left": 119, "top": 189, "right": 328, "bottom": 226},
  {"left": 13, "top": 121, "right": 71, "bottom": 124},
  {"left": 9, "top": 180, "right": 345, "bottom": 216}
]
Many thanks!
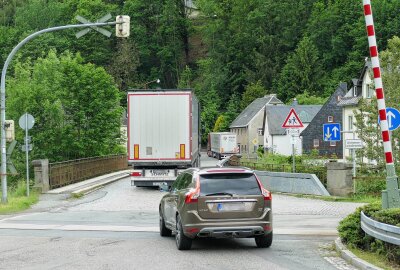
[{"left": 158, "top": 167, "right": 272, "bottom": 250}]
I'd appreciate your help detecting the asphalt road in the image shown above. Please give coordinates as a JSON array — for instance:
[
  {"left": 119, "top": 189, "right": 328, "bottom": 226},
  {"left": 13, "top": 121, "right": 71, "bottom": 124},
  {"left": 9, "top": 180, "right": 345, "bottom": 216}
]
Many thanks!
[{"left": 0, "top": 154, "right": 362, "bottom": 270}]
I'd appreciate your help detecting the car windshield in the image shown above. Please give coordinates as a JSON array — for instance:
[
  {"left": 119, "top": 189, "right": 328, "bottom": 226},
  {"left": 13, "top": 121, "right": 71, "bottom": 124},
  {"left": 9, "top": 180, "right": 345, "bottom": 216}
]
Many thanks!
[{"left": 199, "top": 173, "right": 261, "bottom": 196}]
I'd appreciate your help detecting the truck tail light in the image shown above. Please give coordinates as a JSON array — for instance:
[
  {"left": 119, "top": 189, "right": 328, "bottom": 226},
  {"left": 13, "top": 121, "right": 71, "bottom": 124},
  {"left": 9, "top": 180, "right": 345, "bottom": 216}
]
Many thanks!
[
  {"left": 255, "top": 175, "right": 272, "bottom": 201},
  {"left": 185, "top": 177, "right": 200, "bottom": 204},
  {"left": 130, "top": 171, "right": 142, "bottom": 177}
]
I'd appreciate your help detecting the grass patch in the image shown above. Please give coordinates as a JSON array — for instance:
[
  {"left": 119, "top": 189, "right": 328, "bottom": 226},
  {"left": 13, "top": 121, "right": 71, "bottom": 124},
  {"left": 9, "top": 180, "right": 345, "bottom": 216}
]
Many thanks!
[
  {"left": 71, "top": 192, "right": 84, "bottom": 199},
  {"left": 288, "top": 193, "right": 380, "bottom": 204},
  {"left": 0, "top": 181, "right": 39, "bottom": 214},
  {"left": 348, "top": 246, "right": 400, "bottom": 270}
]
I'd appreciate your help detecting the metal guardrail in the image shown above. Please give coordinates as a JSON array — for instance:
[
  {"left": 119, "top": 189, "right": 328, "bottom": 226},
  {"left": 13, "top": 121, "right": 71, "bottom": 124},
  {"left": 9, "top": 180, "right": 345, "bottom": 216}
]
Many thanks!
[
  {"left": 49, "top": 154, "right": 128, "bottom": 189},
  {"left": 361, "top": 211, "right": 400, "bottom": 246}
]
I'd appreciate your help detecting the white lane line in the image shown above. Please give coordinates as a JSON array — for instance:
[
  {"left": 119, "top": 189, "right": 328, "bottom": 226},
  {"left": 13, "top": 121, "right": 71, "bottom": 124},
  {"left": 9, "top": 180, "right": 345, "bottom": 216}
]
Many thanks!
[{"left": 0, "top": 223, "right": 338, "bottom": 235}]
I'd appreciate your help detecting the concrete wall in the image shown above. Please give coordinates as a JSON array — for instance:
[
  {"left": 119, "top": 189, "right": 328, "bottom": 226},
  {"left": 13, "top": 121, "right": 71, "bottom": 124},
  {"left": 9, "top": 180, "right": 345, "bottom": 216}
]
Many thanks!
[
  {"left": 326, "top": 162, "right": 353, "bottom": 196},
  {"left": 255, "top": 170, "right": 330, "bottom": 196}
]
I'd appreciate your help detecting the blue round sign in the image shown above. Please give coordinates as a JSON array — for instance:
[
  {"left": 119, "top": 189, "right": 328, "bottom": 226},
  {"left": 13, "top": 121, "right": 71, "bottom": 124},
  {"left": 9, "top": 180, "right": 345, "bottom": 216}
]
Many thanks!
[{"left": 378, "top": 107, "right": 400, "bottom": 131}]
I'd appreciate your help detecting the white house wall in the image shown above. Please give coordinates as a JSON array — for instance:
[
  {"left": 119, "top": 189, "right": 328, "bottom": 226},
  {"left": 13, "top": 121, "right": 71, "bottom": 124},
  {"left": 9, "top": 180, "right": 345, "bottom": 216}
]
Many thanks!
[
  {"left": 342, "top": 106, "right": 359, "bottom": 160},
  {"left": 263, "top": 121, "right": 307, "bottom": 156}
]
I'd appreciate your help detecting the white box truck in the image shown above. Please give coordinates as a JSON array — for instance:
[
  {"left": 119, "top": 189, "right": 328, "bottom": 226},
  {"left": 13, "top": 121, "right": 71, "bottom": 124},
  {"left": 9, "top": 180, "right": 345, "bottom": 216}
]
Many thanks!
[
  {"left": 127, "top": 90, "right": 200, "bottom": 187},
  {"left": 207, "top": 132, "right": 238, "bottom": 160}
]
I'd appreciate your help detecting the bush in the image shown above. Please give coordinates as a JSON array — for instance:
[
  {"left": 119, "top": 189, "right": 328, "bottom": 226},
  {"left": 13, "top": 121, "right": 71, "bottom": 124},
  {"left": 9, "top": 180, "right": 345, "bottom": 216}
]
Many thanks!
[
  {"left": 355, "top": 177, "right": 386, "bottom": 196},
  {"left": 338, "top": 203, "right": 400, "bottom": 265}
]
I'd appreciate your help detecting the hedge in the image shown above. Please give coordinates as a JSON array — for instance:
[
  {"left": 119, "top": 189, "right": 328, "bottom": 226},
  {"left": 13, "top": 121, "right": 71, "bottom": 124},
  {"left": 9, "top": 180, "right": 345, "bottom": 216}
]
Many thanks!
[{"left": 338, "top": 203, "right": 400, "bottom": 265}]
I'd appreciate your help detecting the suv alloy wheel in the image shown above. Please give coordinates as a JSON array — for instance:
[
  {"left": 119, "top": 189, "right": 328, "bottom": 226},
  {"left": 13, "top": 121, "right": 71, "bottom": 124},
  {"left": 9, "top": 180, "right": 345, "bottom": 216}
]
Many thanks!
[{"left": 175, "top": 215, "right": 192, "bottom": 250}]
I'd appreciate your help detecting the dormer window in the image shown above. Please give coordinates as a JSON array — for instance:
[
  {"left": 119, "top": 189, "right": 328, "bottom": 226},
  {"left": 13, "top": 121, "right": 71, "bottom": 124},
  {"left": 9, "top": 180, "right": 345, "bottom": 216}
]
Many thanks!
[{"left": 353, "top": 87, "right": 358, "bottom": 97}]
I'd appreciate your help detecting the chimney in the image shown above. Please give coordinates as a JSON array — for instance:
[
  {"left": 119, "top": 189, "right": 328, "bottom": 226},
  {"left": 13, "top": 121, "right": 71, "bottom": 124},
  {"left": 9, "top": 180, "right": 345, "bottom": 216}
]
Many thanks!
[{"left": 292, "top": 98, "right": 298, "bottom": 106}]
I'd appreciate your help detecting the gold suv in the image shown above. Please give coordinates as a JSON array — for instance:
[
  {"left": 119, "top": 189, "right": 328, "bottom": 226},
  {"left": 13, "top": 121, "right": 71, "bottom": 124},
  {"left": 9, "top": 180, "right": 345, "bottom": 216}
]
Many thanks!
[{"left": 159, "top": 167, "right": 272, "bottom": 250}]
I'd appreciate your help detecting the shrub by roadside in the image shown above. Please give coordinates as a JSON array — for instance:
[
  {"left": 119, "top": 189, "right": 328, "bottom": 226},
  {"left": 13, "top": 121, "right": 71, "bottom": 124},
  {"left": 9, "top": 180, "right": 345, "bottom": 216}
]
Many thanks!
[{"left": 338, "top": 203, "right": 400, "bottom": 266}]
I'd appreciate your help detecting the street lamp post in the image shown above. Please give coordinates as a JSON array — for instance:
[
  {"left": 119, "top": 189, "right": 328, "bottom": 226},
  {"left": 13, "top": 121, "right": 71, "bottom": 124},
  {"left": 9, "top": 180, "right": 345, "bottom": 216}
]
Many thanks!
[{"left": 144, "top": 79, "right": 160, "bottom": 89}]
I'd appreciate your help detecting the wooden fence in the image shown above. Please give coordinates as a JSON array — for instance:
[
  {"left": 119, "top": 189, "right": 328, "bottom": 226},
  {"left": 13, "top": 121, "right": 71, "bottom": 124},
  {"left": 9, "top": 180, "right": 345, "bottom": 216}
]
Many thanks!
[{"left": 49, "top": 155, "right": 128, "bottom": 189}]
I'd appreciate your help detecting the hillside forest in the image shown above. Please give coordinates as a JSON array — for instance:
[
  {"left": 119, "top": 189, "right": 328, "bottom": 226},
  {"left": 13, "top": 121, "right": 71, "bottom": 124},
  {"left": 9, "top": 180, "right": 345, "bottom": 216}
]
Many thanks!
[{"left": 1, "top": 0, "right": 400, "bottom": 169}]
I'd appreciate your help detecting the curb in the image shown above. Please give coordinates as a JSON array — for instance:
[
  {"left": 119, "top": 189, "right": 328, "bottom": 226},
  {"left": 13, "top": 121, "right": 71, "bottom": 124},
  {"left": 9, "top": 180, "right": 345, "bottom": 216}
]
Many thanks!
[
  {"left": 71, "top": 173, "right": 129, "bottom": 196},
  {"left": 334, "top": 238, "right": 383, "bottom": 270}
]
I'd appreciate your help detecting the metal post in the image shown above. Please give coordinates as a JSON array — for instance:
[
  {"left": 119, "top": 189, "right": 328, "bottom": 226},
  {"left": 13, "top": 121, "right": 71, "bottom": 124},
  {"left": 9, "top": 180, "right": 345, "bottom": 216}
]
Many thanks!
[
  {"left": 292, "top": 135, "right": 295, "bottom": 173},
  {"left": 25, "top": 113, "right": 29, "bottom": 197},
  {"left": 1, "top": 21, "right": 119, "bottom": 203},
  {"left": 352, "top": 149, "right": 356, "bottom": 177},
  {"left": 363, "top": 0, "right": 400, "bottom": 208},
  {"left": 352, "top": 131, "right": 356, "bottom": 178}
]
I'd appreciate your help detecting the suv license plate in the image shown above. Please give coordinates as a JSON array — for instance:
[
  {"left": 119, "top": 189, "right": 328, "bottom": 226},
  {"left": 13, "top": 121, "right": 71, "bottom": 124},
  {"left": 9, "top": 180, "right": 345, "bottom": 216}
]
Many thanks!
[{"left": 217, "top": 202, "right": 245, "bottom": 212}]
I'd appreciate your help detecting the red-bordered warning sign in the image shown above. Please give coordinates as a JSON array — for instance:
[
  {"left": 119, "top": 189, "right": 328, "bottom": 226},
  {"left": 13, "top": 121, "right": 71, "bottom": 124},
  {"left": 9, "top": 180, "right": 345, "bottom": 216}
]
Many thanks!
[{"left": 282, "top": 108, "right": 304, "bottom": 128}]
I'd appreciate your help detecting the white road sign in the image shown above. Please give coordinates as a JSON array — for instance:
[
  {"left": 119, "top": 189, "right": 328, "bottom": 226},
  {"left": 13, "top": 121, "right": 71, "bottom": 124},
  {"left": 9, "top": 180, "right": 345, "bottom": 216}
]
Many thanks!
[{"left": 345, "top": 139, "right": 363, "bottom": 149}]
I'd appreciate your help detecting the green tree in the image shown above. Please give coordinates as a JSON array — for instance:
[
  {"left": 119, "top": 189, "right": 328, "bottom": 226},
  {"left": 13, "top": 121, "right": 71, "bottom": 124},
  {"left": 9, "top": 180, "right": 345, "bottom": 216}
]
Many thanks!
[
  {"left": 7, "top": 50, "right": 123, "bottom": 162},
  {"left": 294, "top": 92, "right": 327, "bottom": 105},
  {"left": 241, "top": 81, "right": 266, "bottom": 110},
  {"left": 107, "top": 39, "right": 140, "bottom": 91},
  {"left": 275, "top": 36, "right": 324, "bottom": 102},
  {"left": 354, "top": 36, "right": 400, "bottom": 166}
]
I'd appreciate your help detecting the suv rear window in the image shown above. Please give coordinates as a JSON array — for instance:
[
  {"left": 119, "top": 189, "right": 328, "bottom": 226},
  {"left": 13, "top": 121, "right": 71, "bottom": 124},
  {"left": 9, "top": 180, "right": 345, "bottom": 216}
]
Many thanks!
[{"left": 199, "top": 173, "right": 261, "bottom": 196}]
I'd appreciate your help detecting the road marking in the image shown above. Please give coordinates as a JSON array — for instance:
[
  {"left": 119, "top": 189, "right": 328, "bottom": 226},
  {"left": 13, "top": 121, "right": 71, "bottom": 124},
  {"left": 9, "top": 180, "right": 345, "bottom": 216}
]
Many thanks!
[{"left": 0, "top": 223, "right": 338, "bottom": 235}]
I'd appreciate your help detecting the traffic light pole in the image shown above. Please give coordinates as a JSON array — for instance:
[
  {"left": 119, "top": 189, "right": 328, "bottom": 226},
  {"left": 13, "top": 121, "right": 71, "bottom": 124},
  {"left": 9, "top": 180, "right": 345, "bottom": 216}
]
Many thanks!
[{"left": 1, "top": 21, "right": 120, "bottom": 203}]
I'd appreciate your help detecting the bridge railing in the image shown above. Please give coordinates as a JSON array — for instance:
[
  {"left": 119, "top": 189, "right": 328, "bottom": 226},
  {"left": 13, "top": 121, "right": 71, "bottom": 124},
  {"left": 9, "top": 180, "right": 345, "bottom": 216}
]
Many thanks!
[{"left": 49, "top": 154, "right": 128, "bottom": 189}]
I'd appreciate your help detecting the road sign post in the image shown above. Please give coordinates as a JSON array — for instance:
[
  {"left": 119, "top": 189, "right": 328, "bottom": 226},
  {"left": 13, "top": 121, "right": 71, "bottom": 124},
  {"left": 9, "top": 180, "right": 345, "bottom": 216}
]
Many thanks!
[
  {"left": 19, "top": 113, "right": 34, "bottom": 197},
  {"left": 282, "top": 109, "right": 303, "bottom": 173},
  {"left": 363, "top": 0, "right": 400, "bottom": 208}
]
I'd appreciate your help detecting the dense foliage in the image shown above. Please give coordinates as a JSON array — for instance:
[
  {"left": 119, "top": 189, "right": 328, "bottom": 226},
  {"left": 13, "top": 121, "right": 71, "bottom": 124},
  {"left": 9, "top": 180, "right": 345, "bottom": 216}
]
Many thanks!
[
  {"left": 8, "top": 50, "right": 123, "bottom": 160},
  {"left": 338, "top": 203, "right": 400, "bottom": 265}
]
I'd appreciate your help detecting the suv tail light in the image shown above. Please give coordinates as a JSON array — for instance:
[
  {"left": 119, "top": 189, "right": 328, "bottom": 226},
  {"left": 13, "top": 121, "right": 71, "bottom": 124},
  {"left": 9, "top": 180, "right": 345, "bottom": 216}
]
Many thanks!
[
  {"left": 255, "top": 175, "right": 272, "bottom": 201},
  {"left": 185, "top": 177, "right": 200, "bottom": 204}
]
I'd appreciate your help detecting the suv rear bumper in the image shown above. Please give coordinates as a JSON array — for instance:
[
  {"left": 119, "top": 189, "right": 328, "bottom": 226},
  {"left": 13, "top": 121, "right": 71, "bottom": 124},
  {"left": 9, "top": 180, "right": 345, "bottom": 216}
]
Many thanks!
[
  {"left": 181, "top": 208, "right": 272, "bottom": 238},
  {"left": 197, "top": 226, "right": 265, "bottom": 238}
]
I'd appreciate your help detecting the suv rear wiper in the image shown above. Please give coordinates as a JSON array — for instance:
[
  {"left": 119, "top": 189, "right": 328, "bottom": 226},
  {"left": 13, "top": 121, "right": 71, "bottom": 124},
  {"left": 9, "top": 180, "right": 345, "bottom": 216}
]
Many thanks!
[{"left": 205, "top": 192, "right": 233, "bottom": 197}]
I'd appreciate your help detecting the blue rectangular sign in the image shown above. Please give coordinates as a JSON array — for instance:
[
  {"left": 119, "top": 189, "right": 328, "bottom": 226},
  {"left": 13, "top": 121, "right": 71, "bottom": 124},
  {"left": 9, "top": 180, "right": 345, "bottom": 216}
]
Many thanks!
[{"left": 323, "top": 123, "right": 341, "bottom": 141}]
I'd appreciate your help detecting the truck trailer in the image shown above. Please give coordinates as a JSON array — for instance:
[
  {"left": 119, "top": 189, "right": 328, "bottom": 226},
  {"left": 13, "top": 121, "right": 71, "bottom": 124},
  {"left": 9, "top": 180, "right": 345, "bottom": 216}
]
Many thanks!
[
  {"left": 127, "top": 89, "right": 200, "bottom": 187},
  {"left": 207, "top": 132, "right": 238, "bottom": 160}
]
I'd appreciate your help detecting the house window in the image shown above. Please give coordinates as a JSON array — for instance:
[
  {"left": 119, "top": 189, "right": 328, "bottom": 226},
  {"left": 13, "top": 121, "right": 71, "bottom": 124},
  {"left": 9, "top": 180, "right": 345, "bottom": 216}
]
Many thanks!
[
  {"left": 313, "top": 139, "right": 319, "bottom": 147},
  {"left": 366, "top": 84, "right": 373, "bottom": 98},
  {"left": 330, "top": 141, "right": 336, "bottom": 147},
  {"left": 237, "top": 143, "right": 241, "bottom": 153},
  {"left": 353, "top": 86, "right": 357, "bottom": 97},
  {"left": 348, "top": 116, "right": 353, "bottom": 131},
  {"left": 328, "top": 116, "right": 333, "bottom": 123},
  {"left": 257, "top": 128, "right": 263, "bottom": 136}
]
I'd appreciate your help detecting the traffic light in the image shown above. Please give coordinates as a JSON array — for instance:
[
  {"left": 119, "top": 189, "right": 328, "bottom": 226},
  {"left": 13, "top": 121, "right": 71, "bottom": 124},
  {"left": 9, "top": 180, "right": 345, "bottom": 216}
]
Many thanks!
[{"left": 116, "top": 15, "right": 130, "bottom": 37}]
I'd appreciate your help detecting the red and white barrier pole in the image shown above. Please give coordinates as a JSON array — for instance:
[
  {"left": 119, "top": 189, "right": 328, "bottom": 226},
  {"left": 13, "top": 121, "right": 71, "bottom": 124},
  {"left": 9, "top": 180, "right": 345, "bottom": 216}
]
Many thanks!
[{"left": 363, "top": 0, "right": 400, "bottom": 208}]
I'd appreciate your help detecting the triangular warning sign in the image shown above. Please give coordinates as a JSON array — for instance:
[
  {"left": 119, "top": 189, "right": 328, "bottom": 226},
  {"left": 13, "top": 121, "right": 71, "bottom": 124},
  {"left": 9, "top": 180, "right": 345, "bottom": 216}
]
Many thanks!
[{"left": 282, "top": 108, "right": 304, "bottom": 128}]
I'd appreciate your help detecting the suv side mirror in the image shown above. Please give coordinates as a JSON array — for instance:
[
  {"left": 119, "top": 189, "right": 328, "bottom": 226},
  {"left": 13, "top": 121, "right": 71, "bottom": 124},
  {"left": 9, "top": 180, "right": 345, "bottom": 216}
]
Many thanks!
[{"left": 159, "top": 182, "right": 169, "bottom": 192}]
